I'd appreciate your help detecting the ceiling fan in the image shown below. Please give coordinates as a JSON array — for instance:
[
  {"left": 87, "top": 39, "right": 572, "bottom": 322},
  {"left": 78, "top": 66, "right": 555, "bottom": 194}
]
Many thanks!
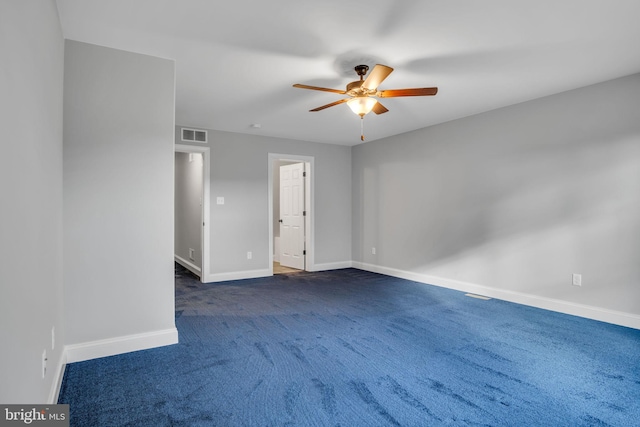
[{"left": 293, "top": 64, "right": 438, "bottom": 141}]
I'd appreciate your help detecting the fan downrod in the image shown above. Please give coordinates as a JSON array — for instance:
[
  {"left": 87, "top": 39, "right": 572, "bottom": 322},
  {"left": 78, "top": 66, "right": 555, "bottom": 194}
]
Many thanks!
[{"left": 346, "top": 65, "right": 372, "bottom": 94}]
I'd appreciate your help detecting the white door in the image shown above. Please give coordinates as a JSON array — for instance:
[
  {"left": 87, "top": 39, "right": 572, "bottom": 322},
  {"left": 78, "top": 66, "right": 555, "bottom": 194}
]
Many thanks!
[{"left": 279, "top": 163, "right": 305, "bottom": 269}]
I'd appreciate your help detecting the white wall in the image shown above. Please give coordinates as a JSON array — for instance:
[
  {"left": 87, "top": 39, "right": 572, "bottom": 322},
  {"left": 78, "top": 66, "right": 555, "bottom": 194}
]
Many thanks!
[
  {"left": 0, "top": 0, "right": 65, "bottom": 403},
  {"left": 63, "top": 41, "right": 177, "bottom": 356},
  {"left": 175, "top": 152, "right": 203, "bottom": 272},
  {"left": 353, "top": 73, "right": 640, "bottom": 327},
  {"left": 176, "top": 128, "right": 352, "bottom": 279}
]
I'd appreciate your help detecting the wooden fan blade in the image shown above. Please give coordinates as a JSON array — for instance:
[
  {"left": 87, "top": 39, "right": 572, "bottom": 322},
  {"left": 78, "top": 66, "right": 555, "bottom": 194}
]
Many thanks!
[
  {"left": 378, "top": 87, "right": 438, "bottom": 97},
  {"left": 372, "top": 101, "right": 389, "bottom": 115},
  {"left": 309, "top": 98, "right": 349, "bottom": 112},
  {"left": 362, "top": 64, "right": 394, "bottom": 90},
  {"left": 293, "top": 84, "right": 346, "bottom": 94}
]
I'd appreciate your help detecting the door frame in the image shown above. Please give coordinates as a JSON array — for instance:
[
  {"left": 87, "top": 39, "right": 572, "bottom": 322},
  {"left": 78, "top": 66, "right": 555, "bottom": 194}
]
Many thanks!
[
  {"left": 175, "top": 144, "right": 210, "bottom": 283},
  {"left": 268, "top": 153, "right": 314, "bottom": 274}
]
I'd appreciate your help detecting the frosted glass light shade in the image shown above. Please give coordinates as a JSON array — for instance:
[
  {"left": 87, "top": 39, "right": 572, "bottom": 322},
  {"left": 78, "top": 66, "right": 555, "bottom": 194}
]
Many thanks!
[{"left": 347, "top": 97, "right": 377, "bottom": 116}]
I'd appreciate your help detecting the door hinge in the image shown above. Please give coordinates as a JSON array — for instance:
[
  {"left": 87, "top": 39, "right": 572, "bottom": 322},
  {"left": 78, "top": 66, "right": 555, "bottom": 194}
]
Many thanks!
[
  {"left": 303, "top": 210, "right": 306, "bottom": 216},
  {"left": 303, "top": 171, "right": 306, "bottom": 177},
  {"left": 303, "top": 250, "right": 306, "bottom": 255}
]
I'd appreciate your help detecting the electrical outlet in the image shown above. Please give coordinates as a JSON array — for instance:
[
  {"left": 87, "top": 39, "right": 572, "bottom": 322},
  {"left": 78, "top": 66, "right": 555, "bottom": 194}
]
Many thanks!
[
  {"left": 371, "top": 247, "right": 376, "bottom": 255},
  {"left": 216, "top": 197, "right": 225, "bottom": 205},
  {"left": 572, "top": 273, "right": 582, "bottom": 287},
  {"left": 247, "top": 251, "right": 252, "bottom": 260},
  {"left": 189, "top": 248, "right": 195, "bottom": 261},
  {"left": 42, "top": 350, "right": 47, "bottom": 379}
]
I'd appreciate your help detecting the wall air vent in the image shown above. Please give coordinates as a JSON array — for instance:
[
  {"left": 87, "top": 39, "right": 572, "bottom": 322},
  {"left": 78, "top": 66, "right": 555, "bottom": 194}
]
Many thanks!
[{"left": 181, "top": 128, "right": 207, "bottom": 143}]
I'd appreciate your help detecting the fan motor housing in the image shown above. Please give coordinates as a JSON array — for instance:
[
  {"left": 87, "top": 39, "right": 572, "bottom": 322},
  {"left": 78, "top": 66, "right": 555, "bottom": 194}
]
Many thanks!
[
  {"left": 346, "top": 80, "right": 377, "bottom": 97},
  {"left": 346, "top": 80, "right": 364, "bottom": 94}
]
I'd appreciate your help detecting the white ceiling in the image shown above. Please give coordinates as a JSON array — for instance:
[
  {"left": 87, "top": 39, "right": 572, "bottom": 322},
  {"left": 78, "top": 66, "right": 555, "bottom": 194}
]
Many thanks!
[{"left": 56, "top": 0, "right": 640, "bottom": 146}]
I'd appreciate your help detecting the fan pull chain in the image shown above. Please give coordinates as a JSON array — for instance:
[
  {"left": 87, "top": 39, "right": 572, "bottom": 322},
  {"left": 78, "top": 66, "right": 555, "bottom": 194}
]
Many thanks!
[{"left": 360, "top": 115, "right": 365, "bottom": 141}]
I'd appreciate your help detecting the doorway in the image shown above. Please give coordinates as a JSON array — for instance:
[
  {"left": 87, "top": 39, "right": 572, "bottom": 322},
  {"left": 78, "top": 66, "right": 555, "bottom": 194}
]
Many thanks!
[
  {"left": 175, "top": 144, "right": 210, "bottom": 283},
  {"left": 269, "top": 154, "right": 314, "bottom": 275}
]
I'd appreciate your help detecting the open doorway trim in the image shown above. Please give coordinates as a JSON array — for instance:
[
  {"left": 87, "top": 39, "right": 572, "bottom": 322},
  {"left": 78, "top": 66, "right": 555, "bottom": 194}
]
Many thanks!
[
  {"left": 175, "top": 144, "right": 210, "bottom": 283},
  {"left": 268, "top": 153, "right": 314, "bottom": 275}
]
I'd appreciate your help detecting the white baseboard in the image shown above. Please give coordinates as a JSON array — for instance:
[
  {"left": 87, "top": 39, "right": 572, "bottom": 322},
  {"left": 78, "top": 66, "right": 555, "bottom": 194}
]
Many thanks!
[
  {"left": 201, "top": 262, "right": 355, "bottom": 281},
  {"left": 353, "top": 261, "right": 640, "bottom": 330},
  {"left": 65, "top": 328, "right": 179, "bottom": 364},
  {"left": 48, "top": 349, "right": 67, "bottom": 404},
  {"left": 310, "top": 261, "right": 353, "bottom": 271},
  {"left": 175, "top": 254, "right": 201, "bottom": 276},
  {"left": 204, "top": 268, "right": 271, "bottom": 283},
  {"left": 201, "top": 262, "right": 354, "bottom": 281}
]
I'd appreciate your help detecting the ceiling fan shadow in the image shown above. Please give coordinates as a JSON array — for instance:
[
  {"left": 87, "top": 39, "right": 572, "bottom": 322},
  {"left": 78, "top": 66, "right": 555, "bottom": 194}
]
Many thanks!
[
  {"left": 295, "top": 77, "right": 348, "bottom": 90},
  {"left": 221, "top": 27, "right": 328, "bottom": 58},
  {"left": 333, "top": 51, "right": 388, "bottom": 78},
  {"left": 373, "top": 0, "right": 423, "bottom": 37},
  {"left": 404, "top": 45, "right": 562, "bottom": 76}
]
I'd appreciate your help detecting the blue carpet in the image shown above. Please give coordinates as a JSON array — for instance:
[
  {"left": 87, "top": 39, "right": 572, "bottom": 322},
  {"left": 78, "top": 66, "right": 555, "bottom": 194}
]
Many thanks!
[{"left": 58, "top": 266, "right": 640, "bottom": 426}]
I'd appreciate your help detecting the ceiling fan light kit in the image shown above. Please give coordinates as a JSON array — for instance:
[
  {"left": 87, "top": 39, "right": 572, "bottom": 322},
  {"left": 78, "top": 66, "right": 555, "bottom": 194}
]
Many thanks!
[
  {"left": 293, "top": 64, "right": 438, "bottom": 141},
  {"left": 347, "top": 96, "right": 377, "bottom": 116}
]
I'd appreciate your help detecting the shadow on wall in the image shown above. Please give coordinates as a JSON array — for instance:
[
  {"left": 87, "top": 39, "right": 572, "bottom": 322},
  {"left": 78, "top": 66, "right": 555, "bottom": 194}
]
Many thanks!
[{"left": 354, "top": 76, "right": 640, "bottom": 314}]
